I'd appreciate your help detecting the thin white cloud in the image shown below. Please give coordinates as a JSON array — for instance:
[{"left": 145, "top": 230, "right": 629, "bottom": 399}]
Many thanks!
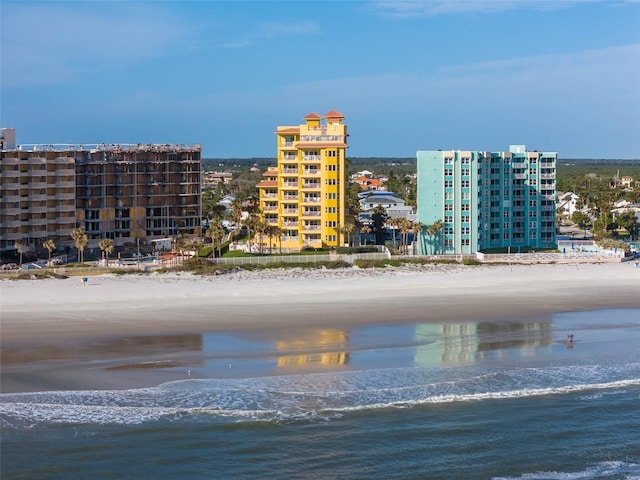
[
  {"left": 1, "top": 3, "right": 194, "bottom": 87},
  {"left": 218, "top": 20, "right": 321, "bottom": 49},
  {"left": 370, "top": 0, "right": 600, "bottom": 17}
]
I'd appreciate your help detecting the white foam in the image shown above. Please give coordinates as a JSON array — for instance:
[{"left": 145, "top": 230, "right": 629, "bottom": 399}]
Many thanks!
[{"left": 2, "top": 362, "right": 639, "bottom": 427}]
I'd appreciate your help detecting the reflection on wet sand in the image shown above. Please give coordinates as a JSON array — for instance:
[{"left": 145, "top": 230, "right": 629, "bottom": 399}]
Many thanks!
[
  {"left": 415, "top": 320, "right": 553, "bottom": 366},
  {"left": 276, "top": 329, "right": 349, "bottom": 368},
  {"left": 1, "top": 334, "right": 203, "bottom": 366}
]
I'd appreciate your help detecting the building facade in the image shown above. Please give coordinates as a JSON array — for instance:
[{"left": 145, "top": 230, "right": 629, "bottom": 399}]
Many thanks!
[
  {"left": 257, "top": 111, "right": 349, "bottom": 251},
  {"left": 416, "top": 145, "right": 556, "bottom": 254},
  {"left": 1, "top": 141, "right": 201, "bottom": 251}
]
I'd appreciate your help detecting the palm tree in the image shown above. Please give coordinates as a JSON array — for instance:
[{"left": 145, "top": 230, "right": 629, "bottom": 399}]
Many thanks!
[
  {"left": 343, "top": 223, "right": 355, "bottom": 248},
  {"left": 71, "top": 227, "right": 88, "bottom": 264},
  {"left": 206, "top": 224, "right": 225, "bottom": 258},
  {"left": 360, "top": 225, "right": 372, "bottom": 246},
  {"left": 426, "top": 223, "right": 437, "bottom": 255},
  {"left": 397, "top": 218, "right": 412, "bottom": 254},
  {"left": 14, "top": 241, "right": 24, "bottom": 267},
  {"left": 432, "top": 219, "right": 444, "bottom": 254},
  {"left": 43, "top": 239, "right": 56, "bottom": 265},
  {"left": 98, "top": 238, "right": 115, "bottom": 266},
  {"left": 413, "top": 221, "right": 423, "bottom": 255}
]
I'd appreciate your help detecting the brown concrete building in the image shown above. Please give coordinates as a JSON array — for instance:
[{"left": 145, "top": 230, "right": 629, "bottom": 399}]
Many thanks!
[{"left": 1, "top": 137, "right": 201, "bottom": 252}]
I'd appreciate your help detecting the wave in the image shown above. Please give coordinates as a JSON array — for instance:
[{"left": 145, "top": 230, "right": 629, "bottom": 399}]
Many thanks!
[
  {"left": 2, "top": 362, "right": 640, "bottom": 427},
  {"left": 493, "top": 460, "right": 640, "bottom": 480}
]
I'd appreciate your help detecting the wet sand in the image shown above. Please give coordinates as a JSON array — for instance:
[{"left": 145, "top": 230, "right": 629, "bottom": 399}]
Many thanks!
[{"left": 2, "top": 262, "right": 639, "bottom": 393}]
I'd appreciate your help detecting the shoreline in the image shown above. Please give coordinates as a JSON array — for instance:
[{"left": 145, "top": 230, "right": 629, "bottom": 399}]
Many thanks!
[{"left": 2, "top": 262, "right": 639, "bottom": 393}]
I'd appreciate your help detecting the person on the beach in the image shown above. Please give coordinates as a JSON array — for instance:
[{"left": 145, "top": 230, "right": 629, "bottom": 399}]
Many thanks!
[{"left": 567, "top": 334, "right": 574, "bottom": 343}]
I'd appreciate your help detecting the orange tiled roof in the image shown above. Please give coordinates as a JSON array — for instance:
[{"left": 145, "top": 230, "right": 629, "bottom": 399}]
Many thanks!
[
  {"left": 256, "top": 180, "right": 278, "bottom": 188},
  {"left": 324, "top": 110, "right": 344, "bottom": 119},
  {"left": 277, "top": 127, "right": 300, "bottom": 134},
  {"left": 304, "top": 112, "right": 322, "bottom": 120}
]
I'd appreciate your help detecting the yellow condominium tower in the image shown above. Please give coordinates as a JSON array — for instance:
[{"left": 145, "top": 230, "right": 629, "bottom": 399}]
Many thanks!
[{"left": 257, "top": 111, "right": 349, "bottom": 252}]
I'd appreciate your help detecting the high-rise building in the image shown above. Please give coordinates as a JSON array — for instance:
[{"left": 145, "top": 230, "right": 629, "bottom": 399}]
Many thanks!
[
  {"left": 416, "top": 145, "right": 556, "bottom": 254},
  {"left": 257, "top": 111, "right": 349, "bottom": 251},
  {"left": 1, "top": 139, "right": 201, "bottom": 252}
]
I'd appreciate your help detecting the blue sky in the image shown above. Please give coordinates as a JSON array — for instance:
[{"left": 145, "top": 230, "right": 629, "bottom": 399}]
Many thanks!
[{"left": 2, "top": 0, "right": 639, "bottom": 159}]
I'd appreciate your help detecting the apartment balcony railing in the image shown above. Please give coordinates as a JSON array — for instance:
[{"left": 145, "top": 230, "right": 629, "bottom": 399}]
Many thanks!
[
  {"left": 281, "top": 209, "right": 298, "bottom": 215},
  {"left": 302, "top": 155, "right": 321, "bottom": 161},
  {"left": 282, "top": 221, "right": 299, "bottom": 227},
  {"left": 262, "top": 193, "right": 278, "bottom": 199},
  {"left": 281, "top": 195, "right": 298, "bottom": 201},
  {"left": 303, "top": 170, "right": 320, "bottom": 176},
  {"left": 282, "top": 182, "right": 298, "bottom": 188},
  {"left": 302, "top": 197, "right": 321, "bottom": 203},
  {"left": 302, "top": 183, "right": 320, "bottom": 189},
  {"left": 263, "top": 206, "right": 278, "bottom": 212},
  {"left": 281, "top": 168, "right": 298, "bottom": 174},
  {"left": 302, "top": 211, "right": 321, "bottom": 217},
  {"left": 302, "top": 225, "right": 321, "bottom": 231}
]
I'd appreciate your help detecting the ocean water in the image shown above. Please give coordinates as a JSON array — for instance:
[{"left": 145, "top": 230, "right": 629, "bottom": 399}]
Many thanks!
[{"left": 2, "top": 308, "right": 639, "bottom": 479}]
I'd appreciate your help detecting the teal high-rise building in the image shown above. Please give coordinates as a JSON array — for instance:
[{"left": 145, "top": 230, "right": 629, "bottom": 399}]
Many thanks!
[{"left": 416, "top": 145, "right": 557, "bottom": 255}]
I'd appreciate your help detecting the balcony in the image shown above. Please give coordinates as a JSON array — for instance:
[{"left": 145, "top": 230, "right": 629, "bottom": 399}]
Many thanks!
[
  {"left": 282, "top": 182, "right": 298, "bottom": 189},
  {"left": 302, "top": 155, "right": 321, "bottom": 162},
  {"left": 302, "top": 225, "right": 321, "bottom": 231},
  {"left": 282, "top": 221, "right": 299, "bottom": 227},
  {"left": 302, "top": 183, "right": 320, "bottom": 190},
  {"left": 281, "top": 168, "right": 298, "bottom": 175},
  {"left": 303, "top": 169, "right": 320, "bottom": 176},
  {"left": 302, "top": 210, "right": 321, "bottom": 217},
  {"left": 281, "top": 209, "right": 298, "bottom": 216},
  {"left": 302, "top": 196, "right": 321, "bottom": 203},
  {"left": 263, "top": 205, "right": 278, "bottom": 212},
  {"left": 281, "top": 195, "right": 298, "bottom": 202}
]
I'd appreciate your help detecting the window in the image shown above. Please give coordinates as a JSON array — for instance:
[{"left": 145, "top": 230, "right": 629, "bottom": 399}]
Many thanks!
[
  {"left": 461, "top": 215, "right": 470, "bottom": 223},
  {"left": 326, "top": 179, "right": 337, "bottom": 185},
  {"left": 461, "top": 239, "right": 470, "bottom": 246},
  {"left": 503, "top": 222, "right": 510, "bottom": 230},
  {"left": 445, "top": 227, "right": 454, "bottom": 235},
  {"left": 461, "top": 180, "right": 470, "bottom": 188},
  {"left": 445, "top": 204, "right": 453, "bottom": 211},
  {"left": 445, "top": 180, "right": 453, "bottom": 188},
  {"left": 327, "top": 221, "right": 337, "bottom": 227},
  {"left": 327, "top": 193, "right": 336, "bottom": 199},
  {"left": 327, "top": 150, "right": 337, "bottom": 157},
  {"left": 462, "top": 192, "right": 470, "bottom": 200},
  {"left": 461, "top": 169, "right": 470, "bottom": 176},
  {"left": 326, "top": 164, "right": 337, "bottom": 171},
  {"left": 445, "top": 215, "right": 453, "bottom": 223},
  {"left": 461, "top": 157, "right": 470, "bottom": 164},
  {"left": 445, "top": 157, "right": 453, "bottom": 165},
  {"left": 503, "top": 211, "right": 510, "bottom": 218},
  {"left": 445, "top": 192, "right": 453, "bottom": 200},
  {"left": 529, "top": 200, "right": 537, "bottom": 207},
  {"left": 503, "top": 233, "right": 510, "bottom": 239},
  {"left": 461, "top": 204, "right": 470, "bottom": 211},
  {"left": 461, "top": 227, "right": 470, "bottom": 235}
]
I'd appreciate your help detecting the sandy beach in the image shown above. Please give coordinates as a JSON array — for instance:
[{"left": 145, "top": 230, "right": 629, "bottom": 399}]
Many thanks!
[{"left": 1, "top": 262, "right": 639, "bottom": 393}]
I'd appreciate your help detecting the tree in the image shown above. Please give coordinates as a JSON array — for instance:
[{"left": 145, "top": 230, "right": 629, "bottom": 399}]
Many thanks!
[
  {"left": 426, "top": 223, "right": 437, "bottom": 255},
  {"left": 206, "top": 223, "right": 226, "bottom": 258},
  {"left": 43, "top": 239, "right": 56, "bottom": 265},
  {"left": 14, "top": 241, "right": 24, "bottom": 267},
  {"left": 98, "top": 238, "right": 115, "bottom": 266},
  {"left": 572, "top": 211, "right": 592, "bottom": 239},
  {"left": 71, "top": 227, "right": 88, "bottom": 264},
  {"left": 371, "top": 206, "right": 388, "bottom": 245},
  {"left": 413, "top": 221, "right": 423, "bottom": 255},
  {"left": 432, "top": 219, "right": 444, "bottom": 254},
  {"left": 360, "top": 225, "right": 372, "bottom": 246},
  {"left": 616, "top": 210, "right": 640, "bottom": 241}
]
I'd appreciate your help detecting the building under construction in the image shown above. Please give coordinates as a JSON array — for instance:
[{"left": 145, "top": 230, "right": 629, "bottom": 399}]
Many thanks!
[{"left": 1, "top": 132, "right": 201, "bottom": 252}]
